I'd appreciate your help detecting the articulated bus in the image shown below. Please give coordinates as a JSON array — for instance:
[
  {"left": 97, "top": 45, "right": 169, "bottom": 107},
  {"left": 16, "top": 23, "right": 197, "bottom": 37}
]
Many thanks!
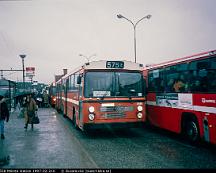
[
  {"left": 48, "top": 82, "right": 57, "bottom": 108},
  {"left": 56, "top": 60, "right": 146, "bottom": 131},
  {"left": 143, "top": 50, "right": 216, "bottom": 144}
]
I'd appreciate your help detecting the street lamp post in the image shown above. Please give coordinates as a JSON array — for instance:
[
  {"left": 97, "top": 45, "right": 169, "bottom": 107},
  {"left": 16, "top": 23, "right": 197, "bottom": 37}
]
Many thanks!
[
  {"left": 19, "top": 54, "right": 26, "bottom": 90},
  {"left": 79, "top": 54, "right": 96, "bottom": 63},
  {"left": 117, "top": 14, "right": 151, "bottom": 63}
]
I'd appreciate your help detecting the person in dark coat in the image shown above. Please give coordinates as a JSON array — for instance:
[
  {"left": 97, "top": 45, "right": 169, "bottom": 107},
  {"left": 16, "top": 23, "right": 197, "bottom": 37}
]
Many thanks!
[
  {"left": 0, "top": 95, "right": 9, "bottom": 139},
  {"left": 24, "top": 94, "right": 37, "bottom": 130}
]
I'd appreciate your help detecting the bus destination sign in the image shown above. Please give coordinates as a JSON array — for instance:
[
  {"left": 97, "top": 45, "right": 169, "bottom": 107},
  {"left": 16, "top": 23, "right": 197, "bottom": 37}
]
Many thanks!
[{"left": 106, "top": 61, "right": 124, "bottom": 69}]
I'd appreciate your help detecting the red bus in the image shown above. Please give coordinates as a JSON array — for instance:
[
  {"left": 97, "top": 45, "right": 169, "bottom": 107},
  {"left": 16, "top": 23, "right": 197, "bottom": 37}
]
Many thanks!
[
  {"left": 48, "top": 82, "right": 57, "bottom": 108},
  {"left": 56, "top": 60, "right": 146, "bottom": 131},
  {"left": 143, "top": 50, "right": 216, "bottom": 144}
]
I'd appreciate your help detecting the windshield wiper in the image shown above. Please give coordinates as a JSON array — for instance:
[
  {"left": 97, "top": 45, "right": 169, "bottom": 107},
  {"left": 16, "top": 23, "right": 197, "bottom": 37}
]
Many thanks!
[
  {"left": 100, "top": 85, "right": 113, "bottom": 100},
  {"left": 128, "top": 89, "right": 136, "bottom": 100},
  {"left": 100, "top": 91, "right": 108, "bottom": 100}
]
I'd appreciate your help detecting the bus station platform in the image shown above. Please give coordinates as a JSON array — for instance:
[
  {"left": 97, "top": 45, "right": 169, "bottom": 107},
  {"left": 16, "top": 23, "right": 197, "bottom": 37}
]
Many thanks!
[{"left": 0, "top": 108, "right": 96, "bottom": 169}]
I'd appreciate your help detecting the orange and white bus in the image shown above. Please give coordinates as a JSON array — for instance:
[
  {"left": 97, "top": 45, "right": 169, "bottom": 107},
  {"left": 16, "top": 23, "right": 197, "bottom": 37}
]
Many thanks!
[
  {"left": 56, "top": 60, "right": 146, "bottom": 131},
  {"left": 143, "top": 50, "right": 216, "bottom": 144}
]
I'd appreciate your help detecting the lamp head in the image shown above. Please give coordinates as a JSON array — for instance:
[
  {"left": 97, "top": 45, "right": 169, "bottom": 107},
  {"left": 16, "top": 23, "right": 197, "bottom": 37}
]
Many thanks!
[
  {"left": 146, "top": 15, "right": 152, "bottom": 19},
  {"left": 117, "top": 14, "right": 123, "bottom": 19},
  {"left": 19, "top": 54, "right": 26, "bottom": 59}
]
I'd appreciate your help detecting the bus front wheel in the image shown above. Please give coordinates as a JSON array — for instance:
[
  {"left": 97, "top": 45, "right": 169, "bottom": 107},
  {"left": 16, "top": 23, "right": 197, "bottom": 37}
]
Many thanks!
[{"left": 183, "top": 119, "right": 200, "bottom": 143}]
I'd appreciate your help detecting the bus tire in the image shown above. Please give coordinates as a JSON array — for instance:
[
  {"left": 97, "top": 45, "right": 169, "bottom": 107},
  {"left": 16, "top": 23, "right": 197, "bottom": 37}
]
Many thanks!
[{"left": 182, "top": 117, "right": 200, "bottom": 143}]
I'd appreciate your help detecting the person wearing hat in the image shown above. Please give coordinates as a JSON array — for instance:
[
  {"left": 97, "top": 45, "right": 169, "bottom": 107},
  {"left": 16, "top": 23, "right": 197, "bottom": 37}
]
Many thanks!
[{"left": 0, "top": 95, "right": 9, "bottom": 139}]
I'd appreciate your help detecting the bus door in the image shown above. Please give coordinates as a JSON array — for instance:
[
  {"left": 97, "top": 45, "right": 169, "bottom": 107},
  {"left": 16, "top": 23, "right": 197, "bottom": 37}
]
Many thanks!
[
  {"left": 65, "top": 79, "right": 69, "bottom": 116},
  {"left": 77, "top": 74, "right": 84, "bottom": 128}
]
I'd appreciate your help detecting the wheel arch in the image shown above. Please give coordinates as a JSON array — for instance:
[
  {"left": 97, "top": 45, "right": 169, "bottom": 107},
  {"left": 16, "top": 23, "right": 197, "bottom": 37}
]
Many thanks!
[{"left": 181, "top": 112, "right": 199, "bottom": 133}]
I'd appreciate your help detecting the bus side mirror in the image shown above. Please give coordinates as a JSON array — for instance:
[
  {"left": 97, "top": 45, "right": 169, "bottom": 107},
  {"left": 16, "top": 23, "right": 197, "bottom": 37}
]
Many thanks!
[{"left": 77, "top": 76, "right": 81, "bottom": 85}]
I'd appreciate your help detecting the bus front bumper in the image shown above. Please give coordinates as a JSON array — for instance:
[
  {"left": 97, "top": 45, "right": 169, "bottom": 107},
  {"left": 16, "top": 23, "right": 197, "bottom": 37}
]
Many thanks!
[{"left": 83, "top": 121, "right": 143, "bottom": 131}]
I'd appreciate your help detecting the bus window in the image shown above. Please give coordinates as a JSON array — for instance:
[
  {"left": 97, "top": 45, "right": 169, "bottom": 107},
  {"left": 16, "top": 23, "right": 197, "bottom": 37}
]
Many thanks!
[
  {"left": 207, "top": 57, "right": 216, "bottom": 93},
  {"left": 117, "top": 72, "right": 143, "bottom": 97},
  {"left": 85, "top": 72, "right": 114, "bottom": 97},
  {"left": 189, "top": 59, "right": 211, "bottom": 92},
  {"left": 207, "top": 70, "right": 216, "bottom": 93},
  {"left": 148, "top": 71, "right": 155, "bottom": 92},
  {"left": 163, "top": 63, "right": 190, "bottom": 93},
  {"left": 74, "top": 73, "right": 78, "bottom": 90},
  {"left": 68, "top": 75, "right": 74, "bottom": 91},
  {"left": 148, "top": 69, "right": 164, "bottom": 93},
  {"left": 84, "top": 71, "right": 144, "bottom": 97},
  {"left": 211, "top": 57, "right": 216, "bottom": 69}
]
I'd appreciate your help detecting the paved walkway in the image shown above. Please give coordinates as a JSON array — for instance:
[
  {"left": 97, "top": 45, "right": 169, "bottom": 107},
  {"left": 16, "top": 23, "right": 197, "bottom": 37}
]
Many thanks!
[{"left": 0, "top": 108, "right": 96, "bottom": 168}]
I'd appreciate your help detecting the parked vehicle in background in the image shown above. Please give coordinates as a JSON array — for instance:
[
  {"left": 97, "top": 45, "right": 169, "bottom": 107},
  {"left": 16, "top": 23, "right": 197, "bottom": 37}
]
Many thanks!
[
  {"left": 56, "top": 60, "right": 146, "bottom": 131},
  {"left": 143, "top": 50, "right": 216, "bottom": 144}
]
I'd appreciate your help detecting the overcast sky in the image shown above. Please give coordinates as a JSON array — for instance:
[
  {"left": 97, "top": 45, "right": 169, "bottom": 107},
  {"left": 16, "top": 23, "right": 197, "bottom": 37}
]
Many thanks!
[{"left": 0, "top": 0, "right": 215, "bottom": 84}]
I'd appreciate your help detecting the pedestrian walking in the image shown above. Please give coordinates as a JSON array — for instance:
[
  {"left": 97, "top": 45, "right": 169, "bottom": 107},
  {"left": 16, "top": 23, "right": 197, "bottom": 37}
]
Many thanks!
[
  {"left": 24, "top": 94, "right": 37, "bottom": 130},
  {"left": 0, "top": 95, "right": 9, "bottom": 139}
]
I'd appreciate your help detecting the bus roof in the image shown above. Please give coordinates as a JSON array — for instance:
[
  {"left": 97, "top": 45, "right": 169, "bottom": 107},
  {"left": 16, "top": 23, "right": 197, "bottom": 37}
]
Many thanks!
[
  {"left": 56, "top": 60, "right": 144, "bottom": 83},
  {"left": 145, "top": 50, "right": 216, "bottom": 70},
  {"left": 83, "top": 60, "right": 143, "bottom": 70}
]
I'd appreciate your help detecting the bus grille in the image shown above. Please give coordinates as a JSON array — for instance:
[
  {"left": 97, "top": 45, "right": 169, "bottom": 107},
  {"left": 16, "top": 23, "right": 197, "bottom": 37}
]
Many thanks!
[
  {"left": 100, "top": 106, "right": 134, "bottom": 113},
  {"left": 104, "top": 112, "right": 126, "bottom": 118}
]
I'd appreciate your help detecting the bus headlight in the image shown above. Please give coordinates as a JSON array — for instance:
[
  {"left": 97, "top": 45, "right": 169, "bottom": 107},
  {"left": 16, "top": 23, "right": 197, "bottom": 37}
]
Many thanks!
[
  {"left": 137, "top": 112, "right": 143, "bottom": 119},
  {"left": 88, "top": 106, "right": 95, "bottom": 113},
  {"left": 137, "top": 106, "right": 143, "bottom": 112},
  {"left": 88, "top": 114, "right": 95, "bottom": 121}
]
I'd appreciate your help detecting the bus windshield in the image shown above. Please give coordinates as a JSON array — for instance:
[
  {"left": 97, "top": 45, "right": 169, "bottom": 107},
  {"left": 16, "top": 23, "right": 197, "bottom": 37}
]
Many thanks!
[{"left": 84, "top": 71, "right": 144, "bottom": 98}]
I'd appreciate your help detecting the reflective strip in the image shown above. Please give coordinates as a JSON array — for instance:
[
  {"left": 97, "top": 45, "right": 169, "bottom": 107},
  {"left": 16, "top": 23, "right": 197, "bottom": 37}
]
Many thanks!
[
  {"left": 147, "top": 101, "right": 216, "bottom": 114},
  {"left": 61, "top": 97, "right": 79, "bottom": 105},
  {"left": 193, "top": 106, "right": 216, "bottom": 114},
  {"left": 64, "top": 97, "right": 79, "bottom": 105},
  {"left": 67, "top": 98, "right": 79, "bottom": 105}
]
